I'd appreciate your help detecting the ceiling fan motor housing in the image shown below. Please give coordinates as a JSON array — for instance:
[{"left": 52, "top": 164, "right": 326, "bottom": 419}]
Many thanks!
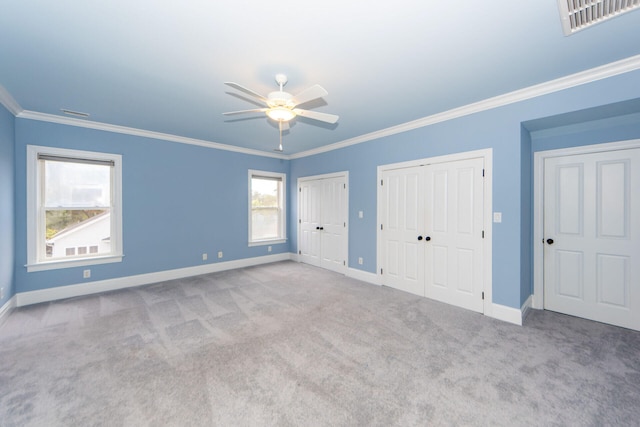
[{"left": 267, "top": 91, "right": 294, "bottom": 108}]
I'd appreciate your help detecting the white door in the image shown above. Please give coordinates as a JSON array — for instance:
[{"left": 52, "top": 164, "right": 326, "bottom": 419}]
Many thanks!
[
  {"left": 380, "top": 157, "right": 485, "bottom": 312},
  {"left": 320, "top": 177, "right": 348, "bottom": 273},
  {"left": 424, "top": 158, "right": 485, "bottom": 313},
  {"left": 299, "top": 179, "right": 322, "bottom": 267},
  {"left": 380, "top": 166, "right": 425, "bottom": 296},
  {"left": 298, "top": 174, "right": 348, "bottom": 274},
  {"left": 544, "top": 148, "right": 640, "bottom": 330}
]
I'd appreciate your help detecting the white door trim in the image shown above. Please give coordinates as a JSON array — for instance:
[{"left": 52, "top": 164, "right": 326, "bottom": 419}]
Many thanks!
[
  {"left": 297, "top": 171, "right": 349, "bottom": 273},
  {"left": 377, "top": 148, "right": 493, "bottom": 315},
  {"left": 532, "top": 139, "right": 640, "bottom": 310}
]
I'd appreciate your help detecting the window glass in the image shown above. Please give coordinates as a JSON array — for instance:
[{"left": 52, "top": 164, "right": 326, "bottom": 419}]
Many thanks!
[
  {"left": 27, "top": 145, "right": 123, "bottom": 271},
  {"left": 249, "top": 170, "right": 286, "bottom": 245},
  {"left": 251, "top": 177, "right": 281, "bottom": 241}
]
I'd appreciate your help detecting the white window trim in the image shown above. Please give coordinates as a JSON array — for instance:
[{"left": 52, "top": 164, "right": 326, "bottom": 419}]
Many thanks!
[
  {"left": 26, "top": 145, "right": 123, "bottom": 272},
  {"left": 248, "top": 169, "right": 287, "bottom": 246}
]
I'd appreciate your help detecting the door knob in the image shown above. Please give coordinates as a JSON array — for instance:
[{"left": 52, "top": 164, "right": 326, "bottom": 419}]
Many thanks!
[
  {"left": 546, "top": 238, "right": 554, "bottom": 245},
  {"left": 417, "top": 236, "right": 423, "bottom": 241},
  {"left": 316, "top": 226, "right": 320, "bottom": 230},
  {"left": 320, "top": 227, "right": 324, "bottom": 230},
  {"left": 425, "top": 236, "right": 431, "bottom": 241}
]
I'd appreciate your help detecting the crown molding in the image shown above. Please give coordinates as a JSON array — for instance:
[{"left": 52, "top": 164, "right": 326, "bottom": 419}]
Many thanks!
[
  {"left": 290, "top": 54, "right": 640, "bottom": 159},
  {"left": 0, "top": 84, "right": 23, "bottom": 116},
  {"left": 15, "top": 110, "right": 289, "bottom": 159}
]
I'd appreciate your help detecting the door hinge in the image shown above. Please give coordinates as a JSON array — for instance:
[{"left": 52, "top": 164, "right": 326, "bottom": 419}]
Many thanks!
[
  {"left": 380, "top": 224, "right": 384, "bottom": 230},
  {"left": 344, "top": 222, "right": 346, "bottom": 227},
  {"left": 380, "top": 268, "right": 383, "bottom": 275},
  {"left": 298, "top": 250, "right": 301, "bottom": 255},
  {"left": 482, "top": 230, "right": 485, "bottom": 238},
  {"left": 380, "top": 179, "right": 383, "bottom": 186},
  {"left": 299, "top": 187, "right": 301, "bottom": 192},
  {"left": 482, "top": 169, "right": 485, "bottom": 177},
  {"left": 343, "top": 183, "right": 346, "bottom": 189},
  {"left": 343, "top": 260, "right": 346, "bottom": 266},
  {"left": 482, "top": 291, "right": 485, "bottom": 300},
  {"left": 299, "top": 219, "right": 301, "bottom": 224}
]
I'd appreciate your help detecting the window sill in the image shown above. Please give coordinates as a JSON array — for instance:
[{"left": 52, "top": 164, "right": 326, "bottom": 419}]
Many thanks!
[
  {"left": 248, "top": 239, "right": 287, "bottom": 247},
  {"left": 26, "top": 254, "right": 123, "bottom": 272}
]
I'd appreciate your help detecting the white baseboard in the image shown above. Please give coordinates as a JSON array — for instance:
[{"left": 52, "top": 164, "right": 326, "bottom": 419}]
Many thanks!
[
  {"left": 489, "top": 302, "right": 524, "bottom": 326},
  {"left": 0, "top": 295, "right": 17, "bottom": 325},
  {"left": 521, "top": 295, "right": 533, "bottom": 323},
  {"left": 346, "top": 267, "right": 380, "bottom": 286},
  {"left": 16, "top": 253, "right": 293, "bottom": 307}
]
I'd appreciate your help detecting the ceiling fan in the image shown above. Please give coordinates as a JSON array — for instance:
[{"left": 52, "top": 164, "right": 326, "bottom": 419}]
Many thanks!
[{"left": 223, "top": 74, "right": 339, "bottom": 151}]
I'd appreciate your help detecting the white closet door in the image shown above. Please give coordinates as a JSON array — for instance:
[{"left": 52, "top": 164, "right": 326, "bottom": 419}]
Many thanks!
[
  {"left": 424, "top": 158, "right": 484, "bottom": 313},
  {"left": 544, "top": 148, "right": 640, "bottom": 330},
  {"left": 320, "top": 177, "right": 347, "bottom": 273},
  {"left": 298, "top": 174, "right": 348, "bottom": 274},
  {"left": 299, "top": 180, "right": 322, "bottom": 267},
  {"left": 380, "top": 166, "right": 425, "bottom": 296}
]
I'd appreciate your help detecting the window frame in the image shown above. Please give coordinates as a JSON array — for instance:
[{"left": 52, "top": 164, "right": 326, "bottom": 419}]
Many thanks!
[
  {"left": 248, "top": 169, "right": 286, "bottom": 246},
  {"left": 26, "top": 145, "right": 123, "bottom": 272}
]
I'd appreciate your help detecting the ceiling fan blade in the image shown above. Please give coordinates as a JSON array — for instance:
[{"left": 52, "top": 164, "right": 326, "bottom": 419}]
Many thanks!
[
  {"left": 224, "top": 82, "right": 268, "bottom": 103},
  {"left": 292, "top": 84, "right": 328, "bottom": 107},
  {"left": 222, "top": 108, "right": 268, "bottom": 116},
  {"left": 293, "top": 108, "right": 339, "bottom": 124}
]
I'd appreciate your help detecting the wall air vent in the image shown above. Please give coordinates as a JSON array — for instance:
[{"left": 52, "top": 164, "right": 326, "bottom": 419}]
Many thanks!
[
  {"left": 61, "top": 109, "right": 90, "bottom": 118},
  {"left": 558, "top": 0, "right": 640, "bottom": 35}
]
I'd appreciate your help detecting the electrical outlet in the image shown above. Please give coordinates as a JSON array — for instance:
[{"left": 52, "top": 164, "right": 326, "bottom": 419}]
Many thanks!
[
  {"left": 202, "top": 253, "right": 208, "bottom": 261},
  {"left": 0, "top": 287, "right": 4, "bottom": 300},
  {"left": 83, "top": 269, "right": 91, "bottom": 279},
  {"left": 268, "top": 246, "right": 272, "bottom": 252},
  {"left": 358, "top": 257, "right": 363, "bottom": 265},
  {"left": 218, "top": 251, "right": 223, "bottom": 259}
]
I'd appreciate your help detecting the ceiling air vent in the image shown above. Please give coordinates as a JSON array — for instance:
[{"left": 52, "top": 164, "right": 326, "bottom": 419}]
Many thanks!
[{"left": 558, "top": 0, "right": 640, "bottom": 35}]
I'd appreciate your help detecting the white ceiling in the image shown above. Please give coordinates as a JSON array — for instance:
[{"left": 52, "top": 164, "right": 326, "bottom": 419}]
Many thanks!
[{"left": 1, "top": 1, "right": 640, "bottom": 155}]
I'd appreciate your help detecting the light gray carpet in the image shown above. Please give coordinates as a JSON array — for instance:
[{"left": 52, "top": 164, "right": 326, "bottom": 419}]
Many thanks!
[{"left": 1, "top": 261, "right": 639, "bottom": 426}]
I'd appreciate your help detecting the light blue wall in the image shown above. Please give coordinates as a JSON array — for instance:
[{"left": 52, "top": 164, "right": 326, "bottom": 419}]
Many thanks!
[
  {"left": 290, "top": 69, "right": 640, "bottom": 310},
  {"left": 0, "top": 103, "right": 15, "bottom": 306},
  {"left": 14, "top": 120, "right": 290, "bottom": 293},
  {"left": 9, "top": 69, "right": 640, "bottom": 310},
  {"left": 520, "top": 126, "right": 533, "bottom": 307}
]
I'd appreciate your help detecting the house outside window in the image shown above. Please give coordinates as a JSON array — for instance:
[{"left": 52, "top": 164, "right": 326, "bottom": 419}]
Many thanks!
[
  {"left": 26, "top": 145, "right": 123, "bottom": 272},
  {"left": 248, "top": 170, "right": 286, "bottom": 246}
]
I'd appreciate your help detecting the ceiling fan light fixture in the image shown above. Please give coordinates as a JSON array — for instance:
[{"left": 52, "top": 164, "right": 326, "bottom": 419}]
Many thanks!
[{"left": 266, "top": 107, "right": 296, "bottom": 122}]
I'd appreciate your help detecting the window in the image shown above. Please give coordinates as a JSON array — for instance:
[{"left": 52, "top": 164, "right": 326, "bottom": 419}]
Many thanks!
[
  {"left": 248, "top": 170, "right": 286, "bottom": 245},
  {"left": 27, "top": 145, "right": 123, "bottom": 271}
]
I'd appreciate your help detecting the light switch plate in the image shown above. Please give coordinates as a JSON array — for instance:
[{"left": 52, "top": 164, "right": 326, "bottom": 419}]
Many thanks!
[{"left": 493, "top": 212, "right": 502, "bottom": 223}]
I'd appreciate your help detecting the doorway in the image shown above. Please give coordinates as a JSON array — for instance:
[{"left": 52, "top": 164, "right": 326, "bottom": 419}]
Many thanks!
[
  {"left": 533, "top": 140, "right": 640, "bottom": 330},
  {"left": 297, "top": 172, "right": 348, "bottom": 274},
  {"left": 377, "top": 149, "right": 493, "bottom": 314}
]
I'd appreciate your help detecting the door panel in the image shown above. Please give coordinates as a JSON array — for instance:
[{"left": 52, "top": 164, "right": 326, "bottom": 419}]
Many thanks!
[
  {"left": 381, "top": 166, "right": 424, "bottom": 296},
  {"left": 321, "top": 177, "right": 347, "bottom": 273},
  {"left": 299, "top": 180, "right": 321, "bottom": 267},
  {"left": 544, "top": 148, "right": 640, "bottom": 330},
  {"left": 298, "top": 175, "right": 347, "bottom": 274},
  {"left": 425, "top": 158, "right": 484, "bottom": 313},
  {"left": 380, "top": 157, "right": 484, "bottom": 312}
]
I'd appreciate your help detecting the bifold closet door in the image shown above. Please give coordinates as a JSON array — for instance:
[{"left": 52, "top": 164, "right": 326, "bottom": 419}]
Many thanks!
[
  {"left": 544, "top": 148, "right": 640, "bottom": 330},
  {"left": 424, "top": 158, "right": 484, "bottom": 313},
  {"left": 299, "top": 175, "right": 347, "bottom": 274},
  {"left": 380, "top": 157, "right": 484, "bottom": 313},
  {"left": 299, "top": 179, "right": 322, "bottom": 267},
  {"left": 380, "top": 166, "right": 425, "bottom": 296},
  {"left": 320, "top": 177, "right": 347, "bottom": 273}
]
